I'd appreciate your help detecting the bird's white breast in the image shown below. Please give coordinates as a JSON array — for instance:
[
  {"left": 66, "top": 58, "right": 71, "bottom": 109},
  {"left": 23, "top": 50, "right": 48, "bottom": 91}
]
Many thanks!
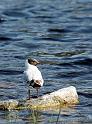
[{"left": 25, "top": 60, "right": 44, "bottom": 86}]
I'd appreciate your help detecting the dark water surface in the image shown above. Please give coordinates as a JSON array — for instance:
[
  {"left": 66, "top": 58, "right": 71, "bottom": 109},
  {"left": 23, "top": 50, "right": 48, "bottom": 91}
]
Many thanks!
[{"left": 0, "top": 0, "right": 92, "bottom": 123}]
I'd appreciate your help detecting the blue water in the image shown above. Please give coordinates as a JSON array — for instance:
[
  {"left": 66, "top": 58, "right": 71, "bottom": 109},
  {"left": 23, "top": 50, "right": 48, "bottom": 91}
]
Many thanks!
[{"left": 0, "top": 0, "right": 92, "bottom": 123}]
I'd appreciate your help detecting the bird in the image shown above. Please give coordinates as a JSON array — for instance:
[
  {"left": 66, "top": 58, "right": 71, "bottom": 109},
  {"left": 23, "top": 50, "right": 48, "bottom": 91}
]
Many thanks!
[{"left": 24, "top": 58, "right": 44, "bottom": 99}]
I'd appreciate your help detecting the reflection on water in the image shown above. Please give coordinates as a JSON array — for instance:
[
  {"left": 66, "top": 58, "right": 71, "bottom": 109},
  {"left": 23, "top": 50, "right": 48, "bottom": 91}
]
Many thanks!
[
  {"left": 0, "top": 107, "right": 78, "bottom": 124},
  {"left": 2, "top": 105, "right": 91, "bottom": 124},
  {"left": 0, "top": 0, "right": 92, "bottom": 123}
]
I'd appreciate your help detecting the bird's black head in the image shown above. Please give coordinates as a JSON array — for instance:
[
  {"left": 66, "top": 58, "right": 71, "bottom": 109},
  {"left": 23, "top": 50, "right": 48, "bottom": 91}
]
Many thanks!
[{"left": 28, "top": 58, "right": 40, "bottom": 66}]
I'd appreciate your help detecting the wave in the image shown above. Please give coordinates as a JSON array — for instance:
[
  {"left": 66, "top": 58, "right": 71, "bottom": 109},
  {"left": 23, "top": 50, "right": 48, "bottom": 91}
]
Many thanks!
[
  {"left": 59, "top": 58, "right": 92, "bottom": 66},
  {"left": 72, "top": 58, "right": 92, "bottom": 66},
  {"left": 78, "top": 92, "right": 92, "bottom": 98},
  {"left": 0, "top": 69, "right": 23, "bottom": 75}
]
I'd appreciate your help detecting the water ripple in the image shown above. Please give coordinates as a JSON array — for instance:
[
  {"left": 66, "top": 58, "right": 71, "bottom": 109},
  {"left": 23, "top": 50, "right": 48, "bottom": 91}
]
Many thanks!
[
  {"left": 0, "top": 36, "right": 12, "bottom": 41},
  {"left": 56, "top": 71, "right": 87, "bottom": 78},
  {"left": 72, "top": 58, "right": 92, "bottom": 66},
  {"left": 0, "top": 69, "right": 23, "bottom": 75},
  {"left": 48, "top": 28, "right": 69, "bottom": 33},
  {"left": 3, "top": 9, "right": 29, "bottom": 18},
  {"left": 78, "top": 92, "right": 92, "bottom": 99}
]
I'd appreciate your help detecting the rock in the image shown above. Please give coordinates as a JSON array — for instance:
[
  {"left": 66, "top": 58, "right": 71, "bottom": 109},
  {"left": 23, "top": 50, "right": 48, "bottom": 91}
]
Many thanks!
[
  {"left": 25, "top": 86, "right": 78, "bottom": 110},
  {"left": 0, "top": 86, "right": 78, "bottom": 110}
]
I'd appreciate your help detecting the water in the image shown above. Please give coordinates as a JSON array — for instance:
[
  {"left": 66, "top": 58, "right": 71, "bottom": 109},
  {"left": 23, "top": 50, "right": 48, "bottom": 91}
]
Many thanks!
[{"left": 0, "top": 0, "right": 92, "bottom": 123}]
